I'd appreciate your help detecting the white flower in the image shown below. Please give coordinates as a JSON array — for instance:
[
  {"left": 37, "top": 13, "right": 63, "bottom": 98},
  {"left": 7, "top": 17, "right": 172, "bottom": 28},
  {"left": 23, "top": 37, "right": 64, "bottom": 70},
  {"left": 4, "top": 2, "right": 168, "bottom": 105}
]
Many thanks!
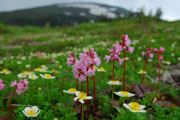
[
  {"left": 106, "top": 80, "right": 121, "bottom": 85},
  {"left": 123, "top": 102, "right": 146, "bottom": 113},
  {"left": 162, "top": 61, "right": 171, "bottom": 65},
  {"left": 0, "top": 69, "right": 11, "bottom": 74},
  {"left": 137, "top": 70, "right": 147, "bottom": 74},
  {"left": 29, "top": 74, "right": 38, "bottom": 80},
  {"left": 63, "top": 88, "right": 78, "bottom": 94},
  {"left": 97, "top": 67, "right": 106, "bottom": 72},
  {"left": 18, "top": 73, "right": 27, "bottom": 78},
  {"left": 74, "top": 91, "right": 93, "bottom": 104},
  {"left": 114, "top": 91, "right": 135, "bottom": 97},
  {"left": 25, "top": 64, "right": 31, "bottom": 68},
  {"left": 17, "top": 61, "right": 22, "bottom": 64},
  {"left": 137, "top": 57, "right": 142, "bottom": 61},
  {"left": 22, "top": 106, "right": 40, "bottom": 117},
  {"left": 40, "top": 74, "right": 55, "bottom": 79}
]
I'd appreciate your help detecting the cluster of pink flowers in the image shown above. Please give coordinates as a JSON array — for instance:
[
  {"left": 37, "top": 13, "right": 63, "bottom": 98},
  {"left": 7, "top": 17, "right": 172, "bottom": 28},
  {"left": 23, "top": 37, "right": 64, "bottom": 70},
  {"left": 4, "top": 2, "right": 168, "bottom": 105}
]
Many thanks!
[
  {"left": 105, "top": 35, "right": 134, "bottom": 64},
  {"left": 0, "top": 79, "right": 6, "bottom": 90},
  {"left": 105, "top": 46, "right": 124, "bottom": 64},
  {"left": 67, "top": 52, "right": 76, "bottom": 65},
  {"left": 142, "top": 48, "right": 154, "bottom": 59},
  {"left": 73, "top": 48, "right": 101, "bottom": 81},
  {"left": 11, "top": 79, "right": 29, "bottom": 95},
  {"left": 120, "top": 35, "right": 134, "bottom": 53},
  {"left": 154, "top": 47, "right": 165, "bottom": 60}
]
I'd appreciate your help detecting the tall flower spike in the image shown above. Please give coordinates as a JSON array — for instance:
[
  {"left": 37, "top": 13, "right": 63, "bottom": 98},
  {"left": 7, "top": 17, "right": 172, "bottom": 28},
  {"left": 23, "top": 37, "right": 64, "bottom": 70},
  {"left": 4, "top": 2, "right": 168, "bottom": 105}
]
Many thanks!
[
  {"left": 154, "top": 47, "right": 165, "bottom": 91},
  {"left": 121, "top": 35, "right": 134, "bottom": 90},
  {"left": 141, "top": 48, "right": 154, "bottom": 83}
]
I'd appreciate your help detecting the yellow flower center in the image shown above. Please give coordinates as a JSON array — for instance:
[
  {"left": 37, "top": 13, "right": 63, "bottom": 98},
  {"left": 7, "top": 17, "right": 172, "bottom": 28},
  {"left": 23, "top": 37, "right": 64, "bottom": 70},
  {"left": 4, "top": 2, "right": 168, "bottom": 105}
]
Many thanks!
[
  {"left": 35, "top": 68, "right": 41, "bottom": 71},
  {"left": 139, "top": 70, "right": 146, "bottom": 73},
  {"left": 2, "top": 69, "right": 8, "bottom": 72},
  {"left": 31, "top": 76, "right": 36, "bottom": 79},
  {"left": 44, "top": 74, "right": 52, "bottom": 79},
  {"left": 68, "top": 88, "right": 77, "bottom": 92},
  {"left": 129, "top": 102, "right": 141, "bottom": 111},
  {"left": 99, "top": 67, "right": 104, "bottom": 71},
  {"left": 26, "top": 109, "right": 36, "bottom": 116},
  {"left": 23, "top": 71, "right": 29, "bottom": 74},
  {"left": 120, "top": 91, "right": 129, "bottom": 96},
  {"left": 111, "top": 80, "right": 117, "bottom": 83},
  {"left": 78, "top": 92, "right": 87, "bottom": 100}
]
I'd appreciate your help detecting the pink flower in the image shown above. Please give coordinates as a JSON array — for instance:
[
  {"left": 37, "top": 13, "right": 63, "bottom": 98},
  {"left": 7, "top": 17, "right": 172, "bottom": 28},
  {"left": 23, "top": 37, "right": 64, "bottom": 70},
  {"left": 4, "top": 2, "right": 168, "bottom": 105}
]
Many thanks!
[
  {"left": 154, "top": 48, "right": 158, "bottom": 53},
  {"left": 72, "top": 48, "right": 101, "bottom": 80},
  {"left": 142, "top": 48, "right": 154, "bottom": 59},
  {"left": 11, "top": 80, "right": 17, "bottom": 87},
  {"left": 122, "top": 35, "right": 131, "bottom": 46},
  {"left": 23, "top": 79, "right": 29, "bottom": 85},
  {"left": 50, "top": 58, "right": 55, "bottom": 63},
  {"left": 154, "top": 47, "right": 165, "bottom": 60},
  {"left": 0, "top": 79, "right": 6, "bottom": 90},
  {"left": 149, "top": 54, "right": 154, "bottom": 59},
  {"left": 159, "top": 56, "right": 163, "bottom": 60},
  {"left": 160, "top": 47, "right": 165, "bottom": 53},
  {"left": 67, "top": 53, "right": 76, "bottom": 65},
  {"left": 10, "top": 79, "right": 29, "bottom": 95},
  {"left": 127, "top": 47, "right": 134, "bottom": 53}
]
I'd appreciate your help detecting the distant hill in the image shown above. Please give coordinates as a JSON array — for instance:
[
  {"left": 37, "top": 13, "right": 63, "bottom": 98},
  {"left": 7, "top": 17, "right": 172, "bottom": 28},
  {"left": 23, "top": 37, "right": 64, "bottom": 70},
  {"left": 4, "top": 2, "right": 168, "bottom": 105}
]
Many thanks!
[{"left": 0, "top": 2, "right": 130, "bottom": 26}]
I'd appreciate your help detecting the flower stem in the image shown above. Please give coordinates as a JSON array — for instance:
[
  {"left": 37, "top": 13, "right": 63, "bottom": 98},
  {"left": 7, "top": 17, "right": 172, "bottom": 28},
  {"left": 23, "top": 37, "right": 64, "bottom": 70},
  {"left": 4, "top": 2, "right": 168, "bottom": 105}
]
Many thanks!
[
  {"left": 112, "top": 85, "right": 114, "bottom": 100},
  {"left": 142, "top": 55, "right": 148, "bottom": 83},
  {"left": 82, "top": 104, "right": 84, "bottom": 120},
  {"left": 46, "top": 80, "right": 51, "bottom": 103},
  {"left": 157, "top": 53, "right": 161, "bottom": 92},
  {"left": 123, "top": 49, "right": 126, "bottom": 90},
  {"left": 93, "top": 75, "right": 96, "bottom": 112},
  {"left": 86, "top": 76, "right": 89, "bottom": 120},
  {"left": 72, "top": 96, "right": 74, "bottom": 112},
  {"left": 112, "top": 59, "right": 115, "bottom": 81},
  {"left": 9, "top": 88, "right": 16, "bottom": 115},
  {"left": 81, "top": 81, "right": 83, "bottom": 92}
]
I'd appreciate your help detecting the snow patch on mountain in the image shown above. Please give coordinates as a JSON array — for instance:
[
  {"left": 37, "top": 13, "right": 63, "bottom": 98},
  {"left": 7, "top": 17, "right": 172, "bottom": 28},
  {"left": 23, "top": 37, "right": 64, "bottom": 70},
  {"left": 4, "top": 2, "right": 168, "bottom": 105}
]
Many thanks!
[{"left": 60, "top": 3, "right": 116, "bottom": 18}]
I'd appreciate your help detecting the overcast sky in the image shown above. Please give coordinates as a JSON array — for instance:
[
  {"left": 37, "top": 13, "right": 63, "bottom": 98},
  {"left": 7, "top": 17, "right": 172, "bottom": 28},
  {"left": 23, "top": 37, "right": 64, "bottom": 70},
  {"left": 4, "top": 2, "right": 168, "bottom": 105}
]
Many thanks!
[{"left": 0, "top": 0, "right": 179, "bottom": 21}]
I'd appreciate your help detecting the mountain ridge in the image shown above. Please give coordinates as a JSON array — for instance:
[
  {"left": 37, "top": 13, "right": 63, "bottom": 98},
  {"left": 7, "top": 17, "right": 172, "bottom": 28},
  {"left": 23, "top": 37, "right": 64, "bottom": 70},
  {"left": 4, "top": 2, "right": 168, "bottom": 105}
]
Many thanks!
[{"left": 0, "top": 2, "right": 130, "bottom": 26}]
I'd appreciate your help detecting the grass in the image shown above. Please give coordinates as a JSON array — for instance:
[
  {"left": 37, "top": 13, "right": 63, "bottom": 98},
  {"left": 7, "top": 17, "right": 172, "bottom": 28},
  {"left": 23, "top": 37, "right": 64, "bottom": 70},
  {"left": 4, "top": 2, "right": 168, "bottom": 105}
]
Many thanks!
[{"left": 0, "top": 19, "right": 180, "bottom": 120}]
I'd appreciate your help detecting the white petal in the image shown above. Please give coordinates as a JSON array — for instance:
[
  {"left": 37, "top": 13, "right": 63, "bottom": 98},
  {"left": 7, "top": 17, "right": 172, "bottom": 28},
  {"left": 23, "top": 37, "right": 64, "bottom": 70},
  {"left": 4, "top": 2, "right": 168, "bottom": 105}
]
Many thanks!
[
  {"left": 74, "top": 97, "right": 78, "bottom": 102},
  {"left": 123, "top": 104, "right": 130, "bottom": 110},
  {"left": 140, "top": 105, "right": 146, "bottom": 109},
  {"left": 75, "top": 91, "right": 80, "bottom": 96},
  {"left": 50, "top": 76, "right": 55, "bottom": 79},
  {"left": 24, "top": 107, "right": 31, "bottom": 113},
  {"left": 114, "top": 92, "right": 120, "bottom": 96},
  {"left": 32, "top": 106, "right": 39, "bottom": 113},
  {"left": 128, "top": 109, "right": 138, "bottom": 113},
  {"left": 63, "top": 90, "right": 68, "bottom": 93},
  {"left": 40, "top": 74, "right": 44, "bottom": 78},
  {"left": 139, "top": 110, "right": 146, "bottom": 113},
  {"left": 128, "top": 93, "right": 135, "bottom": 97},
  {"left": 86, "top": 96, "right": 93, "bottom": 100},
  {"left": 22, "top": 110, "right": 29, "bottom": 117},
  {"left": 34, "top": 110, "right": 41, "bottom": 117},
  {"left": 79, "top": 100, "right": 84, "bottom": 104}
]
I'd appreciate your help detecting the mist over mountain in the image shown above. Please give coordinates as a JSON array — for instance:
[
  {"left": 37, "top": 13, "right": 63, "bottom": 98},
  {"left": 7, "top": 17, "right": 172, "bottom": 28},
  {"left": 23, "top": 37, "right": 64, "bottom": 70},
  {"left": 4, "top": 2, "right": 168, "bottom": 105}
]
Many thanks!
[{"left": 0, "top": 2, "right": 130, "bottom": 26}]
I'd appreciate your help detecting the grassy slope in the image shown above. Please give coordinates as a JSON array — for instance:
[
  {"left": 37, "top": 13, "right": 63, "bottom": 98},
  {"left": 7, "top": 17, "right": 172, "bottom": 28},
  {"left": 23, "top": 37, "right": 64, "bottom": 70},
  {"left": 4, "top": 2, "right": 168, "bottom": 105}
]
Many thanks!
[{"left": 0, "top": 19, "right": 180, "bottom": 119}]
